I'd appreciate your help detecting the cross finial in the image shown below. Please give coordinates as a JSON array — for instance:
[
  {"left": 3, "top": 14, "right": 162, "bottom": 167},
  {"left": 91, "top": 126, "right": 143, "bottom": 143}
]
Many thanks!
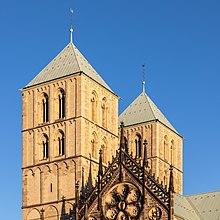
[
  {"left": 70, "top": 8, "right": 74, "bottom": 43},
  {"left": 142, "top": 64, "right": 146, "bottom": 93}
]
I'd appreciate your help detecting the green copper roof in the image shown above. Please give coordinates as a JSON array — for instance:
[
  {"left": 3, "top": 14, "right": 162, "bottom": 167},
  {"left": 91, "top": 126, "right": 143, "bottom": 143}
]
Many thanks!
[
  {"left": 119, "top": 92, "right": 177, "bottom": 133},
  {"left": 174, "top": 191, "right": 220, "bottom": 219},
  {"left": 24, "top": 42, "right": 112, "bottom": 92}
]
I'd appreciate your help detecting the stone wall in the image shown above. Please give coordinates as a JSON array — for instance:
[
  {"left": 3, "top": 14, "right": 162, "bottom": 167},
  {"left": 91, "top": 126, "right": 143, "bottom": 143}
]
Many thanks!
[{"left": 22, "top": 73, "right": 119, "bottom": 220}]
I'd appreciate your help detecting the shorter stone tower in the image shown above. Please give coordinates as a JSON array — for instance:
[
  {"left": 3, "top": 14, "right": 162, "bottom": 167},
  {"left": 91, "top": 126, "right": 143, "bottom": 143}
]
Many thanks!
[{"left": 119, "top": 90, "right": 183, "bottom": 194}]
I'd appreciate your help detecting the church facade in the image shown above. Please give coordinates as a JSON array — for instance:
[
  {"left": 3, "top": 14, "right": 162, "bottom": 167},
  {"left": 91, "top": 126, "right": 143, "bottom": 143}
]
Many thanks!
[{"left": 21, "top": 30, "right": 219, "bottom": 220}]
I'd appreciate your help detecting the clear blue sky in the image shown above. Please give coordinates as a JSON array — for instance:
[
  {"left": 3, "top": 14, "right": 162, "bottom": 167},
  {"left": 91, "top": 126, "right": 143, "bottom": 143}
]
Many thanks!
[{"left": 1, "top": 0, "right": 220, "bottom": 219}]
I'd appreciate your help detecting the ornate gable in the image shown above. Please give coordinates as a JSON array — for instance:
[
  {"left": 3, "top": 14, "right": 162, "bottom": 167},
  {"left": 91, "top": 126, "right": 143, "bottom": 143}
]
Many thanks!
[{"left": 62, "top": 123, "right": 174, "bottom": 220}]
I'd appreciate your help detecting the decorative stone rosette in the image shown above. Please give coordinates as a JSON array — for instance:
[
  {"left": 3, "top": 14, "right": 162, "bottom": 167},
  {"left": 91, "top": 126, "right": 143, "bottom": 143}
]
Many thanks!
[
  {"left": 103, "top": 183, "right": 142, "bottom": 220},
  {"left": 148, "top": 207, "right": 162, "bottom": 220}
]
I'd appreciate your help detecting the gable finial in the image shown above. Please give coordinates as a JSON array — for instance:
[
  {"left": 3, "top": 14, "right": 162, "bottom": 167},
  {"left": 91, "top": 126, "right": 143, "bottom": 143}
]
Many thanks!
[
  {"left": 70, "top": 8, "right": 74, "bottom": 43},
  {"left": 120, "top": 121, "right": 125, "bottom": 148},
  {"left": 142, "top": 64, "right": 146, "bottom": 93}
]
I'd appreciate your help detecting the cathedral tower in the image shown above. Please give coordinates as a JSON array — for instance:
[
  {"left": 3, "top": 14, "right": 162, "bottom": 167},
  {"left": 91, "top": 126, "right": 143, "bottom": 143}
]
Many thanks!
[
  {"left": 21, "top": 36, "right": 119, "bottom": 219},
  {"left": 119, "top": 89, "right": 183, "bottom": 194}
]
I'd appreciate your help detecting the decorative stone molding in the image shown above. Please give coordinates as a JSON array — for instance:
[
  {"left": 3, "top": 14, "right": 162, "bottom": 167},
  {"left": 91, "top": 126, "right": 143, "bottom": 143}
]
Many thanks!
[
  {"left": 103, "top": 183, "right": 142, "bottom": 220},
  {"left": 148, "top": 207, "right": 162, "bottom": 220}
]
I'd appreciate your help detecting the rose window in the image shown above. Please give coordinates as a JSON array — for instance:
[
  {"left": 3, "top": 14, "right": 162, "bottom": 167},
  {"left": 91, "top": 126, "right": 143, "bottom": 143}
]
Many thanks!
[{"left": 103, "top": 183, "right": 142, "bottom": 220}]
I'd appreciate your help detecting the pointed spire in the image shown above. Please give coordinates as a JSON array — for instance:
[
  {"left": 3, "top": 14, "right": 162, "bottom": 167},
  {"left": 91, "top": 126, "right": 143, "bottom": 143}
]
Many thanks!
[
  {"left": 75, "top": 180, "right": 80, "bottom": 220},
  {"left": 120, "top": 121, "right": 125, "bottom": 148},
  {"left": 70, "top": 8, "right": 74, "bottom": 43},
  {"left": 87, "top": 154, "right": 93, "bottom": 192},
  {"left": 169, "top": 165, "right": 174, "bottom": 192},
  {"left": 142, "top": 81, "right": 146, "bottom": 93},
  {"left": 169, "top": 165, "right": 174, "bottom": 220},
  {"left": 98, "top": 149, "right": 103, "bottom": 177},
  {"left": 61, "top": 196, "right": 66, "bottom": 218},
  {"left": 142, "top": 64, "right": 146, "bottom": 93},
  {"left": 84, "top": 203, "right": 89, "bottom": 220},
  {"left": 81, "top": 167, "right": 85, "bottom": 191},
  {"left": 98, "top": 149, "right": 103, "bottom": 211},
  {"left": 40, "top": 208, "right": 44, "bottom": 220},
  {"left": 119, "top": 122, "right": 124, "bottom": 181},
  {"left": 142, "top": 139, "right": 148, "bottom": 204},
  {"left": 143, "top": 139, "right": 148, "bottom": 168}
]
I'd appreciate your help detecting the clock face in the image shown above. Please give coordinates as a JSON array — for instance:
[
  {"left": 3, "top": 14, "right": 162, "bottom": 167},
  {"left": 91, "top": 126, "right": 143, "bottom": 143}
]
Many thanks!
[{"left": 148, "top": 207, "right": 162, "bottom": 220}]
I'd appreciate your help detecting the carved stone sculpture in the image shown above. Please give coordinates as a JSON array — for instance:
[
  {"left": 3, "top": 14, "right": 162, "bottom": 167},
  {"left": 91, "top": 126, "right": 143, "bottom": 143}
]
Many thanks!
[{"left": 103, "top": 183, "right": 142, "bottom": 220}]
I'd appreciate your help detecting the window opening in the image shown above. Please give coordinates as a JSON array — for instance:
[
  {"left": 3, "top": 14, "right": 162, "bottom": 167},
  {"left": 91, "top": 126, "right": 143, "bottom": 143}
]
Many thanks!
[
  {"left": 42, "top": 135, "right": 49, "bottom": 159},
  {"left": 58, "top": 90, "right": 65, "bottom": 119},
  {"left": 42, "top": 94, "right": 49, "bottom": 123}
]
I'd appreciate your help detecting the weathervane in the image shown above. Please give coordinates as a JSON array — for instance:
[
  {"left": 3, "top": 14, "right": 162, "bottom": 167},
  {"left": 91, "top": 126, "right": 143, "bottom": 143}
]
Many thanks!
[
  {"left": 70, "top": 8, "right": 74, "bottom": 43},
  {"left": 142, "top": 64, "right": 146, "bottom": 93}
]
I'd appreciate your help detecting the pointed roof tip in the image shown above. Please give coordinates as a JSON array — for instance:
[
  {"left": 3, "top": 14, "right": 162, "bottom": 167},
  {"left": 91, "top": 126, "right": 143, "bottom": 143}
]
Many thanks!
[
  {"left": 70, "top": 27, "right": 73, "bottom": 43},
  {"left": 119, "top": 91, "right": 178, "bottom": 134},
  {"left": 70, "top": 7, "right": 74, "bottom": 43},
  {"left": 142, "top": 80, "right": 146, "bottom": 93}
]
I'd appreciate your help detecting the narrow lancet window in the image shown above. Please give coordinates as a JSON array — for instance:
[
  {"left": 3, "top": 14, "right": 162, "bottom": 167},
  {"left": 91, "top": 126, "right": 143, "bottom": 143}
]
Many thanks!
[
  {"left": 42, "top": 93, "right": 49, "bottom": 123},
  {"left": 57, "top": 130, "right": 65, "bottom": 156},
  {"left": 58, "top": 89, "right": 65, "bottom": 119},
  {"left": 42, "top": 134, "right": 49, "bottom": 159}
]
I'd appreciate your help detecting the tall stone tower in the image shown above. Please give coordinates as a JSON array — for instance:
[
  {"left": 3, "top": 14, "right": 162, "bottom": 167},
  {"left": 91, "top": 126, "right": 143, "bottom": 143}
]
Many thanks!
[
  {"left": 21, "top": 36, "right": 119, "bottom": 219},
  {"left": 119, "top": 89, "right": 183, "bottom": 194}
]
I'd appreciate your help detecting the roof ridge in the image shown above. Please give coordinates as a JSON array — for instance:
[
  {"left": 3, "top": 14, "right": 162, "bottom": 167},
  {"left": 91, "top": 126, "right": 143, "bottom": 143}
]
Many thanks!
[
  {"left": 69, "top": 42, "right": 81, "bottom": 71},
  {"left": 143, "top": 92, "right": 157, "bottom": 120}
]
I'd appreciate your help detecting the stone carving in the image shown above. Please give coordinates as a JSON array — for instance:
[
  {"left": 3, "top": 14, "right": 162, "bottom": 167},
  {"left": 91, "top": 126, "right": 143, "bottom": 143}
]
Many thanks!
[
  {"left": 103, "top": 183, "right": 142, "bottom": 220},
  {"left": 148, "top": 207, "right": 162, "bottom": 220},
  {"left": 78, "top": 149, "right": 170, "bottom": 219}
]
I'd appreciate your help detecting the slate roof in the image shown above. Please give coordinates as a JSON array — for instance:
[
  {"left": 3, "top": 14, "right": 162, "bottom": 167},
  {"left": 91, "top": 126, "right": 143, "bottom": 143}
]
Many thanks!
[
  {"left": 119, "top": 92, "right": 177, "bottom": 133},
  {"left": 174, "top": 191, "right": 220, "bottom": 219},
  {"left": 24, "top": 42, "right": 112, "bottom": 92}
]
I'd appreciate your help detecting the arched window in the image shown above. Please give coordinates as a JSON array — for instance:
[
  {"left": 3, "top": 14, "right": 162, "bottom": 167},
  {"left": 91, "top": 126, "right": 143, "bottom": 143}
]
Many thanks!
[
  {"left": 56, "top": 130, "right": 65, "bottom": 156},
  {"left": 42, "top": 93, "right": 49, "bottom": 123},
  {"left": 91, "top": 132, "right": 98, "bottom": 159},
  {"left": 91, "top": 91, "right": 97, "bottom": 122},
  {"left": 164, "top": 135, "right": 168, "bottom": 161},
  {"left": 58, "top": 89, "right": 65, "bottom": 119},
  {"left": 42, "top": 134, "right": 49, "bottom": 160},
  {"left": 135, "top": 133, "right": 142, "bottom": 158},
  {"left": 101, "top": 97, "right": 107, "bottom": 128}
]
